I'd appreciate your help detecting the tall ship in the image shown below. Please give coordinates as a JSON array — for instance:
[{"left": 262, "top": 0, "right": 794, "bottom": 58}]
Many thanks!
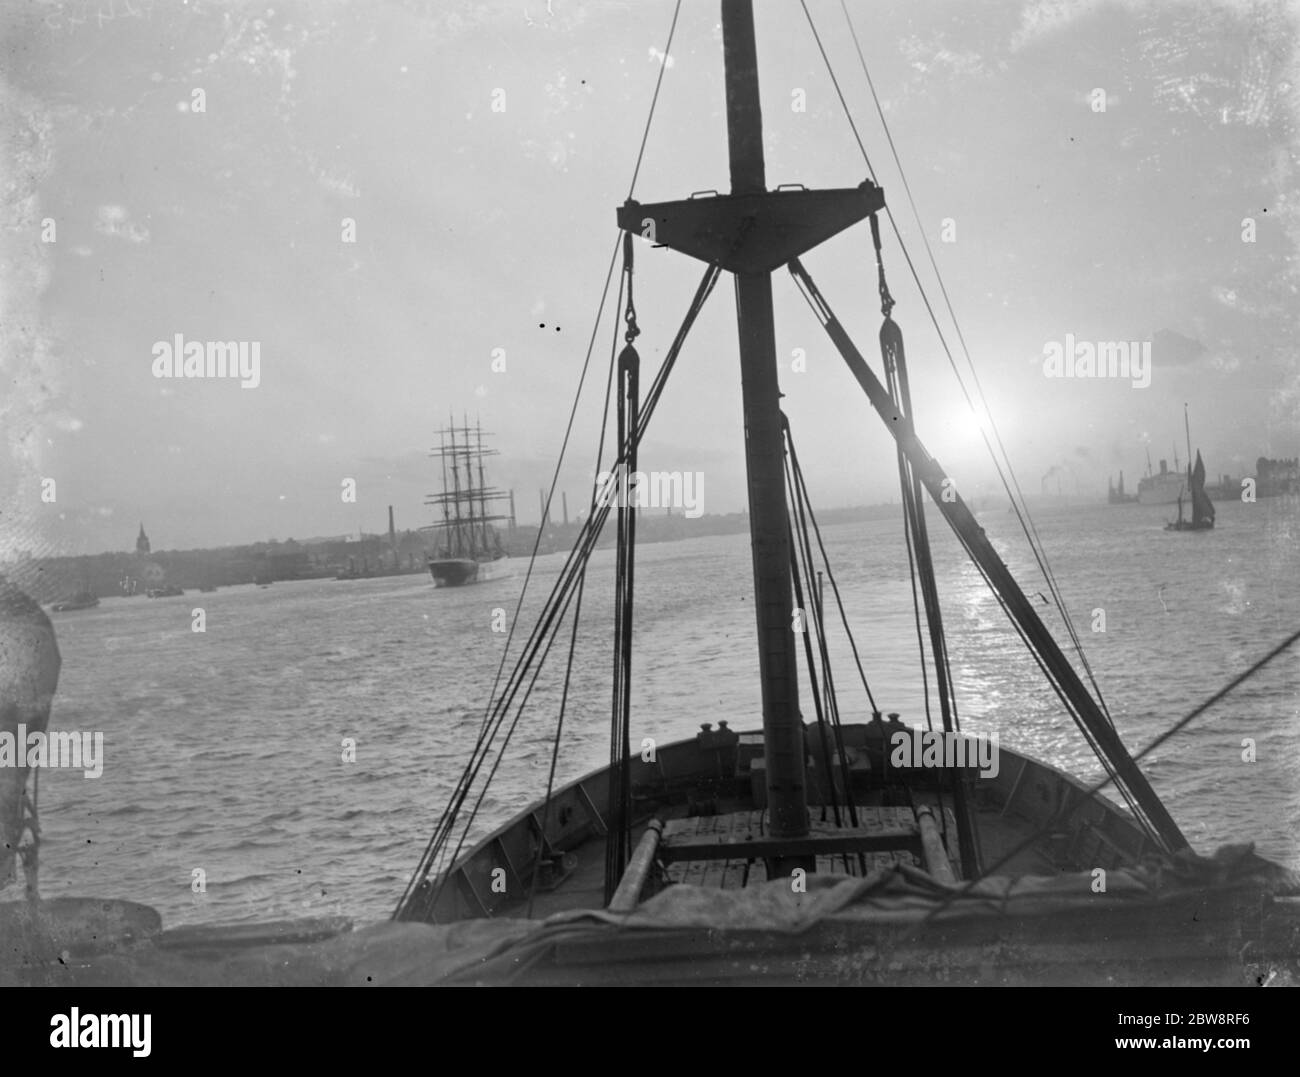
[{"left": 424, "top": 418, "right": 513, "bottom": 587}]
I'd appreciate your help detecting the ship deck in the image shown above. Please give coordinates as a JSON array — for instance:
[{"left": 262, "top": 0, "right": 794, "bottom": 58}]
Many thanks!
[
  {"left": 6, "top": 723, "right": 1290, "bottom": 986},
  {"left": 407, "top": 721, "right": 1154, "bottom": 925}
]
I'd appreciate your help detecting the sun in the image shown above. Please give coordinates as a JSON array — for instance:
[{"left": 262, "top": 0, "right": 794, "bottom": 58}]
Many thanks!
[{"left": 949, "top": 400, "right": 993, "bottom": 442}]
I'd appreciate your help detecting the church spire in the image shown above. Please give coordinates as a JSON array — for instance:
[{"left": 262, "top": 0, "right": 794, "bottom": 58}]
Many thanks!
[{"left": 136, "top": 523, "right": 151, "bottom": 555}]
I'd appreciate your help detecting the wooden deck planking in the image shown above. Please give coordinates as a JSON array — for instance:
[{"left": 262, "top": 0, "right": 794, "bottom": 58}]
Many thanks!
[{"left": 660, "top": 805, "right": 941, "bottom": 888}]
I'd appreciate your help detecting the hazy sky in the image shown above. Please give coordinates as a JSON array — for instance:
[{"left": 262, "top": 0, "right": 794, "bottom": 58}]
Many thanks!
[{"left": 1, "top": 0, "right": 1296, "bottom": 555}]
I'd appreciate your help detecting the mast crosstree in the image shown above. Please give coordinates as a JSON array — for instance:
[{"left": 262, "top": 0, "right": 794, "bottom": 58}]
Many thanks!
[{"left": 615, "top": 0, "right": 1186, "bottom": 859}]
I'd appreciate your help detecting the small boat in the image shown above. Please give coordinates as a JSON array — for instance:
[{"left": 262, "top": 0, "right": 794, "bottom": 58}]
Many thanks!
[
  {"left": 1165, "top": 454, "right": 1215, "bottom": 531},
  {"left": 145, "top": 585, "right": 184, "bottom": 598},
  {"left": 50, "top": 591, "right": 99, "bottom": 612},
  {"left": 1166, "top": 407, "right": 1215, "bottom": 531},
  {"left": 424, "top": 417, "right": 512, "bottom": 587}
]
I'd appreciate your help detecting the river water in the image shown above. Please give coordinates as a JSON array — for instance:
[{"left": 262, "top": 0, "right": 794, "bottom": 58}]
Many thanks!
[{"left": 30, "top": 496, "right": 1300, "bottom": 928}]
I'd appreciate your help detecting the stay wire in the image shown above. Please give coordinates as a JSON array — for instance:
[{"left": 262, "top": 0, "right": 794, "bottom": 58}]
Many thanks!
[
  {"left": 785, "top": 259, "right": 1163, "bottom": 849},
  {"left": 628, "top": 0, "right": 683, "bottom": 200},
  {"left": 403, "top": 265, "right": 719, "bottom": 911},
  {"left": 921, "top": 625, "right": 1300, "bottom": 923},
  {"left": 392, "top": 234, "right": 622, "bottom": 918},
  {"left": 784, "top": 427, "right": 882, "bottom": 719},
  {"left": 837, "top": 0, "right": 1112, "bottom": 728},
  {"left": 806, "top": 0, "right": 1112, "bottom": 731}
]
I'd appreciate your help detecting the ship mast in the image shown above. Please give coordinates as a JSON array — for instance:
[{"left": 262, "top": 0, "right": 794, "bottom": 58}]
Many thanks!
[
  {"left": 476, "top": 417, "right": 490, "bottom": 554},
  {"left": 618, "top": 0, "right": 1186, "bottom": 860},
  {"left": 721, "top": 0, "right": 808, "bottom": 854},
  {"left": 448, "top": 417, "right": 464, "bottom": 556},
  {"left": 619, "top": 0, "right": 884, "bottom": 865}
]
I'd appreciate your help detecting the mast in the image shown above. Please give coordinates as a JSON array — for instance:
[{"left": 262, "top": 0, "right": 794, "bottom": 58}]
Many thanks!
[
  {"left": 449, "top": 417, "right": 463, "bottom": 556},
  {"left": 475, "top": 416, "right": 489, "bottom": 555},
  {"left": 722, "top": 0, "right": 808, "bottom": 849},
  {"left": 1183, "top": 403, "right": 1192, "bottom": 480},
  {"left": 426, "top": 419, "right": 510, "bottom": 557},
  {"left": 618, "top": 0, "right": 882, "bottom": 862},
  {"left": 439, "top": 430, "right": 451, "bottom": 554}
]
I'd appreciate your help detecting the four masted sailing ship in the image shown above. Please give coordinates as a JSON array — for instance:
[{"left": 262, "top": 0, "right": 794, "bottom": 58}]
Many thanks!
[{"left": 424, "top": 418, "right": 512, "bottom": 586}]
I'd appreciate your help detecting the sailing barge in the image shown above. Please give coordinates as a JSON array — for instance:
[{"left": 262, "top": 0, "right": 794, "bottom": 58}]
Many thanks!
[
  {"left": 1167, "top": 406, "right": 1216, "bottom": 532},
  {"left": 4, "top": 1, "right": 1297, "bottom": 989}
]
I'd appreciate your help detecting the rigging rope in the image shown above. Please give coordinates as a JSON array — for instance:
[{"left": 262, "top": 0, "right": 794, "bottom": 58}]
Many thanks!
[
  {"left": 395, "top": 264, "right": 720, "bottom": 919},
  {"left": 845, "top": 0, "right": 1115, "bottom": 731},
  {"left": 785, "top": 435, "right": 880, "bottom": 719},
  {"left": 786, "top": 256, "right": 1166, "bottom": 851},
  {"left": 391, "top": 236, "right": 623, "bottom": 920},
  {"left": 793, "top": 0, "right": 1164, "bottom": 864},
  {"left": 871, "top": 211, "right": 977, "bottom": 870},
  {"left": 526, "top": 569, "right": 587, "bottom": 918},
  {"left": 803, "top": 0, "right": 1116, "bottom": 733},
  {"left": 434, "top": 269, "right": 712, "bottom": 900},
  {"left": 920, "top": 625, "right": 1300, "bottom": 923},
  {"left": 628, "top": 0, "right": 682, "bottom": 200},
  {"left": 395, "top": 3, "right": 704, "bottom": 917},
  {"left": 784, "top": 418, "right": 898, "bottom": 872},
  {"left": 605, "top": 234, "right": 642, "bottom": 903}
]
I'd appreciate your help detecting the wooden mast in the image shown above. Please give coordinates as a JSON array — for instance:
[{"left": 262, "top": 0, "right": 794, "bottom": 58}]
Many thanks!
[
  {"left": 618, "top": 0, "right": 884, "bottom": 868},
  {"left": 721, "top": 0, "right": 808, "bottom": 852}
]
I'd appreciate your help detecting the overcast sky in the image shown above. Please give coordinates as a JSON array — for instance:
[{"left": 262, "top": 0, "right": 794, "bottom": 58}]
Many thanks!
[{"left": 1, "top": 0, "right": 1296, "bottom": 555}]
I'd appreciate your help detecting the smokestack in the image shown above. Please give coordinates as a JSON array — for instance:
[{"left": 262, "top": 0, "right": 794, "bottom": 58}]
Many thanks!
[
  {"left": 562, "top": 491, "right": 569, "bottom": 526},
  {"left": 509, "top": 489, "right": 517, "bottom": 533},
  {"left": 539, "top": 488, "right": 549, "bottom": 528},
  {"left": 388, "top": 505, "right": 397, "bottom": 566}
]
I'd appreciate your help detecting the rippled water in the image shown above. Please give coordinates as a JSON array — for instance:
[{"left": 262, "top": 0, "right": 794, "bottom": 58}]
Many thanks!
[{"left": 31, "top": 496, "right": 1300, "bottom": 927}]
